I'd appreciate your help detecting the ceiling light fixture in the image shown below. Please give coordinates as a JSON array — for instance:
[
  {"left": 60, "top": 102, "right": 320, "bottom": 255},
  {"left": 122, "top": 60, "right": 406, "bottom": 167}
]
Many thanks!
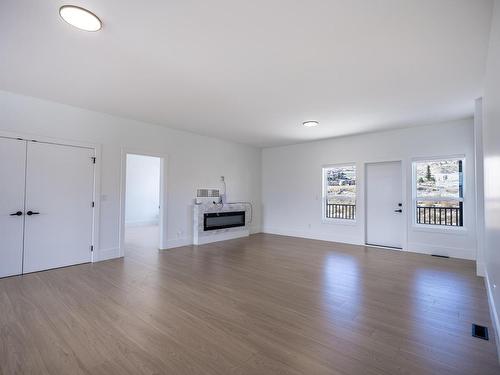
[
  {"left": 59, "top": 5, "right": 102, "bottom": 32},
  {"left": 302, "top": 121, "right": 319, "bottom": 127}
]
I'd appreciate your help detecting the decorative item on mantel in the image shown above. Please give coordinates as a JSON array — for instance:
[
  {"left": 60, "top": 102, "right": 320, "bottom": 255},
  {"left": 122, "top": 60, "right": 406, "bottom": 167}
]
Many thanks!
[{"left": 193, "top": 177, "right": 252, "bottom": 245}]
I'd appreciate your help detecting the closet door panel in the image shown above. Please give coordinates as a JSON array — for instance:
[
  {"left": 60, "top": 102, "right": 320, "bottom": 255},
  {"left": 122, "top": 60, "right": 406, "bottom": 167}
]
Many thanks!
[
  {"left": 23, "top": 142, "right": 94, "bottom": 273},
  {"left": 0, "top": 138, "right": 26, "bottom": 278}
]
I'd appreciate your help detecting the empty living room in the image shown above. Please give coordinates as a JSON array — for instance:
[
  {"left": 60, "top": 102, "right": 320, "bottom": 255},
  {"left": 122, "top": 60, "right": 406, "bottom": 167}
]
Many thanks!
[{"left": 1, "top": 1, "right": 500, "bottom": 374}]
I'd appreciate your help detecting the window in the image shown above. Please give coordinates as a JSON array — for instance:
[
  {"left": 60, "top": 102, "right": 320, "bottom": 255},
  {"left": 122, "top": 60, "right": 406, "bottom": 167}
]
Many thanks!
[
  {"left": 323, "top": 164, "right": 356, "bottom": 220},
  {"left": 413, "top": 158, "right": 464, "bottom": 227}
]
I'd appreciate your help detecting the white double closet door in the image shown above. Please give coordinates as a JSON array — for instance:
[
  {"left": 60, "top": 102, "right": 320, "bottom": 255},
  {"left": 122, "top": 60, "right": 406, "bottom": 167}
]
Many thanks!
[{"left": 0, "top": 137, "right": 95, "bottom": 278}]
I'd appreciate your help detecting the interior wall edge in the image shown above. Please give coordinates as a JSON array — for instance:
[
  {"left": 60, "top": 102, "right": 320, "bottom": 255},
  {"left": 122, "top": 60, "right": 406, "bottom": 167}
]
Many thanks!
[{"left": 485, "top": 267, "right": 500, "bottom": 362}]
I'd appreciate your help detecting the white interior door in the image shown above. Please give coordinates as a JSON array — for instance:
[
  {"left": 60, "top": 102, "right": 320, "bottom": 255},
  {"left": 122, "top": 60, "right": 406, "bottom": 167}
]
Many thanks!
[
  {"left": 23, "top": 142, "right": 95, "bottom": 273},
  {"left": 366, "top": 161, "right": 404, "bottom": 249},
  {"left": 0, "top": 138, "right": 26, "bottom": 277}
]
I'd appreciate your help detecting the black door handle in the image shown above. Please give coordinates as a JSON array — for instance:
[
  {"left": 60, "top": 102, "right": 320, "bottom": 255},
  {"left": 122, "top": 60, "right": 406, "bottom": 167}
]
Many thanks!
[
  {"left": 10, "top": 211, "right": 23, "bottom": 216},
  {"left": 26, "top": 211, "right": 40, "bottom": 216},
  {"left": 394, "top": 209, "right": 402, "bottom": 213}
]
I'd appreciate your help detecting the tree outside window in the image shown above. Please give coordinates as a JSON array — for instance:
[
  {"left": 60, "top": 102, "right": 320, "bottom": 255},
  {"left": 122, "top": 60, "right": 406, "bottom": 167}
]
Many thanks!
[{"left": 414, "top": 158, "right": 464, "bottom": 227}]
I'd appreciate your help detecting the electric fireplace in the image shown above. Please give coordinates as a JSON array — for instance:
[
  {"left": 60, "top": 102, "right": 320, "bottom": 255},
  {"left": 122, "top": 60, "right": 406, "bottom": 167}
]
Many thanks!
[{"left": 204, "top": 211, "right": 246, "bottom": 231}]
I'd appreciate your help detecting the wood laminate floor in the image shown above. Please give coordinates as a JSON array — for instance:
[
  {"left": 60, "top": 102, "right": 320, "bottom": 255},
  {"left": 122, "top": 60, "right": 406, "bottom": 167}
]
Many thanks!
[{"left": 1, "top": 227, "right": 499, "bottom": 374}]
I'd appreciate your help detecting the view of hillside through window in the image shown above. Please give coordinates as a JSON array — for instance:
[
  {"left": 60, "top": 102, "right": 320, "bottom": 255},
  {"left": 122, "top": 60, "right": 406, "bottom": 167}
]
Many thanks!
[
  {"left": 414, "top": 159, "right": 464, "bottom": 226},
  {"left": 324, "top": 165, "right": 356, "bottom": 220}
]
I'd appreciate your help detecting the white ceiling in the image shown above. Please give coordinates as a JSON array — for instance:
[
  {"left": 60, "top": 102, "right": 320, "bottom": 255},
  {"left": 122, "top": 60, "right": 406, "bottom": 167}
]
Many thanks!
[{"left": 0, "top": 0, "right": 494, "bottom": 147}]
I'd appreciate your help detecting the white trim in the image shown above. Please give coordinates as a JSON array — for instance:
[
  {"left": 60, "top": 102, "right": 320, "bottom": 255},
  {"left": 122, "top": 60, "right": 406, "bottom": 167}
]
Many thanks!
[
  {"left": 248, "top": 225, "right": 262, "bottom": 234},
  {"left": 411, "top": 154, "right": 467, "bottom": 163},
  {"left": 164, "top": 237, "right": 191, "bottom": 250},
  {"left": 473, "top": 98, "right": 486, "bottom": 278},
  {"left": 411, "top": 224, "right": 468, "bottom": 235},
  {"left": 412, "top": 197, "right": 464, "bottom": 202},
  {"left": 484, "top": 268, "right": 500, "bottom": 363},
  {"left": 0, "top": 129, "right": 101, "bottom": 263},
  {"left": 406, "top": 241, "right": 475, "bottom": 260},
  {"left": 95, "top": 247, "right": 120, "bottom": 262},
  {"left": 321, "top": 161, "right": 357, "bottom": 169},
  {"left": 477, "top": 262, "right": 486, "bottom": 278},
  {"left": 0, "top": 129, "right": 98, "bottom": 150},
  {"left": 91, "top": 145, "right": 102, "bottom": 262},
  {"left": 125, "top": 220, "right": 159, "bottom": 227},
  {"left": 322, "top": 218, "right": 358, "bottom": 226},
  {"left": 261, "top": 226, "right": 477, "bottom": 261},
  {"left": 119, "top": 147, "right": 169, "bottom": 256},
  {"left": 263, "top": 227, "right": 475, "bottom": 260},
  {"left": 365, "top": 243, "right": 402, "bottom": 251},
  {"left": 263, "top": 226, "right": 363, "bottom": 246}
]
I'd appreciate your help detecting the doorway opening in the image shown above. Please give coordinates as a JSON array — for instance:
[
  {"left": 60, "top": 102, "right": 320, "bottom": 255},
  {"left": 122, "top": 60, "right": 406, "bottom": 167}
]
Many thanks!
[
  {"left": 124, "top": 153, "right": 162, "bottom": 255},
  {"left": 365, "top": 160, "right": 405, "bottom": 250}
]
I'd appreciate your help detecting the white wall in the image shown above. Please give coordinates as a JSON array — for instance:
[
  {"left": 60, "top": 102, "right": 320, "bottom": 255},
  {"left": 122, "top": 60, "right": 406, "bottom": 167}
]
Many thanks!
[
  {"left": 125, "top": 154, "right": 160, "bottom": 226},
  {"left": 262, "top": 119, "right": 477, "bottom": 260},
  {"left": 482, "top": 0, "right": 500, "bottom": 356},
  {"left": 0, "top": 90, "right": 262, "bottom": 261}
]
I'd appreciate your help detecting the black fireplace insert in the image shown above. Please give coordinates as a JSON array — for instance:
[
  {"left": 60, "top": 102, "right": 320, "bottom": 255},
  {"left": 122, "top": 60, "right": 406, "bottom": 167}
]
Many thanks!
[{"left": 204, "top": 211, "right": 246, "bottom": 231}]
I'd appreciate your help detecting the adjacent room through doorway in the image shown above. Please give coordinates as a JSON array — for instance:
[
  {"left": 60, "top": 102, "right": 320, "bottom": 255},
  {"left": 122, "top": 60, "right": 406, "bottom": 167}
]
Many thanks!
[{"left": 124, "top": 153, "right": 162, "bottom": 254}]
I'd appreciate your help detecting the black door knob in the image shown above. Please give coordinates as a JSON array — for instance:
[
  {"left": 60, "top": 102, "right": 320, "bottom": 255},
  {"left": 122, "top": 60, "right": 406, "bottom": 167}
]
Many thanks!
[
  {"left": 394, "top": 209, "right": 403, "bottom": 213},
  {"left": 10, "top": 211, "right": 23, "bottom": 216},
  {"left": 26, "top": 211, "right": 40, "bottom": 216}
]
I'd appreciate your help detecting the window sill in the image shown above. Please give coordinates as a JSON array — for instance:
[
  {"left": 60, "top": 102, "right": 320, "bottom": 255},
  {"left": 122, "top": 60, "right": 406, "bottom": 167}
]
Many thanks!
[
  {"left": 322, "top": 218, "right": 358, "bottom": 226},
  {"left": 411, "top": 224, "right": 468, "bottom": 235}
]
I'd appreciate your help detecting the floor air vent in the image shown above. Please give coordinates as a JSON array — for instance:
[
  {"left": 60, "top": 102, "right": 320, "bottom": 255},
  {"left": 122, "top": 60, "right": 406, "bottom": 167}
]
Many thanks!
[{"left": 472, "top": 324, "right": 489, "bottom": 340}]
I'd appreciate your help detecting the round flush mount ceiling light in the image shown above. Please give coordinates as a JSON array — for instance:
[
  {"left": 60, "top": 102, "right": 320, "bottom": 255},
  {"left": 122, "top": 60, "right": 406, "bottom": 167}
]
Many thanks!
[
  {"left": 59, "top": 5, "right": 102, "bottom": 32},
  {"left": 302, "top": 120, "right": 319, "bottom": 127}
]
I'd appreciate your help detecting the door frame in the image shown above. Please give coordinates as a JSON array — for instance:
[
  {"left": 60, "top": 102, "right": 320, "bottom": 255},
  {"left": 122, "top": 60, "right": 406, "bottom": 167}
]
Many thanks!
[
  {"left": 119, "top": 147, "right": 168, "bottom": 256},
  {"left": 363, "top": 159, "right": 408, "bottom": 251},
  {"left": 0, "top": 130, "right": 101, "bottom": 262}
]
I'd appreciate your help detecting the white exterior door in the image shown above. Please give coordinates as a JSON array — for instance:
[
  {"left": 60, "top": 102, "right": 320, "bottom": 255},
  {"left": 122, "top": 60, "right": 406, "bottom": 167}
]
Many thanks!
[
  {"left": 0, "top": 138, "right": 26, "bottom": 277},
  {"left": 23, "top": 142, "right": 95, "bottom": 273},
  {"left": 366, "top": 161, "right": 404, "bottom": 249}
]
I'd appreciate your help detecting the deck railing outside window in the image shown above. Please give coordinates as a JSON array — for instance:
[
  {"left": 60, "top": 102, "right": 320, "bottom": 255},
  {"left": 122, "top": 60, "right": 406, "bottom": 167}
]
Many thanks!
[
  {"left": 414, "top": 158, "right": 464, "bottom": 228},
  {"left": 416, "top": 203, "right": 463, "bottom": 227},
  {"left": 326, "top": 203, "right": 356, "bottom": 220}
]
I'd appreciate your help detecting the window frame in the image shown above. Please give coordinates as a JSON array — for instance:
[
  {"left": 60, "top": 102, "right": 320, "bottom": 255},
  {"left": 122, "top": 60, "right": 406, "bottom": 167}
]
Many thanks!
[
  {"left": 411, "top": 155, "right": 466, "bottom": 231},
  {"left": 322, "top": 163, "right": 357, "bottom": 223}
]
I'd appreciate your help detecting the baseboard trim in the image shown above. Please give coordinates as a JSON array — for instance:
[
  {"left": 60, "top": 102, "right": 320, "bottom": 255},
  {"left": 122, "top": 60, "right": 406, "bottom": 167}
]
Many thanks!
[
  {"left": 405, "top": 242, "right": 475, "bottom": 260},
  {"left": 262, "top": 227, "right": 475, "bottom": 260},
  {"left": 249, "top": 225, "right": 262, "bottom": 234},
  {"left": 477, "top": 262, "right": 486, "bottom": 277},
  {"left": 95, "top": 247, "right": 121, "bottom": 262},
  {"left": 125, "top": 220, "right": 159, "bottom": 227},
  {"left": 163, "top": 237, "right": 192, "bottom": 250},
  {"left": 262, "top": 226, "right": 362, "bottom": 246},
  {"left": 484, "top": 268, "right": 500, "bottom": 363}
]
